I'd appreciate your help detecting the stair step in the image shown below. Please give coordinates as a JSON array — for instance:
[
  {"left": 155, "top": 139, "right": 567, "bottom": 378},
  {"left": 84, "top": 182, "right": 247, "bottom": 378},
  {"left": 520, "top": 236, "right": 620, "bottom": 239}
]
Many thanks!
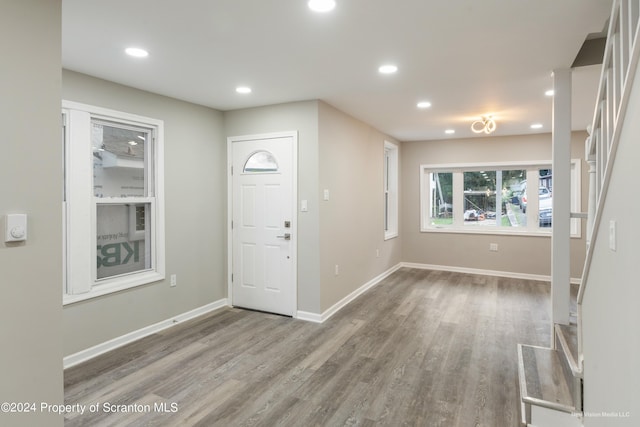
[{"left": 517, "top": 344, "right": 576, "bottom": 425}]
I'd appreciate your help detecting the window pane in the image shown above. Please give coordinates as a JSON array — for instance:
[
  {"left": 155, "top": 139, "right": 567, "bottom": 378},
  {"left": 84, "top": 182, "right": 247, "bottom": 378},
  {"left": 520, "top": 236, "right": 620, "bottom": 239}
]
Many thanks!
[
  {"left": 463, "top": 171, "right": 496, "bottom": 226},
  {"left": 92, "top": 121, "right": 149, "bottom": 198},
  {"left": 503, "top": 169, "right": 526, "bottom": 227},
  {"left": 96, "top": 203, "right": 151, "bottom": 280},
  {"left": 243, "top": 150, "right": 278, "bottom": 173},
  {"left": 430, "top": 172, "right": 453, "bottom": 226},
  {"left": 538, "top": 169, "right": 552, "bottom": 228}
]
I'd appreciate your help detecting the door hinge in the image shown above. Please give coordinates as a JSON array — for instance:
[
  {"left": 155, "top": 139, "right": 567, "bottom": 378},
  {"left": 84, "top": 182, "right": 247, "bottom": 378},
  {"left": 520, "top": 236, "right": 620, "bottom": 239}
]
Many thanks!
[
  {"left": 231, "top": 220, "right": 234, "bottom": 229},
  {"left": 231, "top": 274, "right": 234, "bottom": 282}
]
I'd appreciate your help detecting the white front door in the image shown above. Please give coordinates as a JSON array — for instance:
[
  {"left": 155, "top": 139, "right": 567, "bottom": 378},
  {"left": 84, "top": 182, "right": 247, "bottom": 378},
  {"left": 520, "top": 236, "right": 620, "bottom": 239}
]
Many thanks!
[{"left": 230, "top": 133, "right": 296, "bottom": 316}]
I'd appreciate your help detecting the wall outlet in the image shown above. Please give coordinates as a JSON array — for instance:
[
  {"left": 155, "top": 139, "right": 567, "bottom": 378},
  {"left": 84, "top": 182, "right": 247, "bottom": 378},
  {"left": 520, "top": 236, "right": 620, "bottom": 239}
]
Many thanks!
[
  {"left": 170, "top": 274, "right": 177, "bottom": 287},
  {"left": 489, "top": 243, "right": 498, "bottom": 252},
  {"left": 334, "top": 264, "right": 339, "bottom": 276},
  {"left": 376, "top": 249, "right": 380, "bottom": 258}
]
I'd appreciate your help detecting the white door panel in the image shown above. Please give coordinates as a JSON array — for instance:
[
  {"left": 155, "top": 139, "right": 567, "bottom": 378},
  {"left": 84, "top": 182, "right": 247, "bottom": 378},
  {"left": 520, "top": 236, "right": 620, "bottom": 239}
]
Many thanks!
[{"left": 231, "top": 134, "right": 296, "bottom": 316}]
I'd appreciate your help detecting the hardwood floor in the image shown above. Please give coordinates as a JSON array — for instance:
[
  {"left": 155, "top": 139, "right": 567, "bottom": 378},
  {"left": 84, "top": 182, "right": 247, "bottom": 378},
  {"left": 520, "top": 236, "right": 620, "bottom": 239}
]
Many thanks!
[{"left": 64, "top": 268, "right": 551, "bottom": 426}]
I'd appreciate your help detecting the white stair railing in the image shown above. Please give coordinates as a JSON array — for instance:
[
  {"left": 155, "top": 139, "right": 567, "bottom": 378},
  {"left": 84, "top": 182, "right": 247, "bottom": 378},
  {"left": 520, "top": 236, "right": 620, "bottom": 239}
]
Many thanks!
[{"left": 579, "top": 0, "right": 640, "bottom": 365}]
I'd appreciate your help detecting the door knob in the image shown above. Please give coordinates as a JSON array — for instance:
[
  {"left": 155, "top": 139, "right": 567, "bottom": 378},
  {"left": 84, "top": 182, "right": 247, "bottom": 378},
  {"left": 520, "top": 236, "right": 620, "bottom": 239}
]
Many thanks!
[{"left": 276, "top": 233, "right": 291, "bottom": 240}]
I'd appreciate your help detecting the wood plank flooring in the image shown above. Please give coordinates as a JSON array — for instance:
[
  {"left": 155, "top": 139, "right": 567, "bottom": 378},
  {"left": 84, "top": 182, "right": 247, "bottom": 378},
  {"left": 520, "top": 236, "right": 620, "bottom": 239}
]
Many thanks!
[{"left": 64, "top": 268, "right": 551, "bottom": 426}]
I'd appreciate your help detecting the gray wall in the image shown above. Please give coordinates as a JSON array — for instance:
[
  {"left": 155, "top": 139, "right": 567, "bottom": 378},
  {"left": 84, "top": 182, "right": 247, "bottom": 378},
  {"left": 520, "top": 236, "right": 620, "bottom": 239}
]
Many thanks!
[
  {"left": 582, "top": 62, "right": 640, "bottom": 426},
  {"left": 0, "top": 1, "right": 64, "bottom": 426},
  {"left": 401, "top": 132, "right": 588, "bottom": 279},
  {"left": 62, "top": 71, "right": 227, "bottom": 355},
  {"left": 318, "top": 102, "right": 403, "bottom": 311},
  {"left": 224, "top": 101, "right": 322, "bottom": 313}
]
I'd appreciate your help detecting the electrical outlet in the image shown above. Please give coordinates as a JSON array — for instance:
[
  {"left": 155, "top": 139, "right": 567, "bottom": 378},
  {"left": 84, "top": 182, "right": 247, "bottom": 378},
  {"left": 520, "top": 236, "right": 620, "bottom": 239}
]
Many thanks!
[
  {"left": 170, "top": 274, "right": 177, "bottom": 287},
  {"left": 334, "top": 264, "right": 339, "bottom": 276},
  {"left": 489, "top": 243, "right": 498, "bottom": 252}
]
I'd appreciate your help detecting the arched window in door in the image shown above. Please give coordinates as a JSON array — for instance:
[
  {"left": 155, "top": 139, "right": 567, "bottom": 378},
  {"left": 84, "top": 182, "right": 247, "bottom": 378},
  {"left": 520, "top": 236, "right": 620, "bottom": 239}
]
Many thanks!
[{"left": 243, "top": 150, "right": 279, "bottom": 173}]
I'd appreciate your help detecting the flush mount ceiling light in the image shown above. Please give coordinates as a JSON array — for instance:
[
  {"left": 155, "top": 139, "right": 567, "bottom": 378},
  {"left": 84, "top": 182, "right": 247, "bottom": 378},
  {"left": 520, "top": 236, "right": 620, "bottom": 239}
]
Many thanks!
[
  {"left": 125, "top": 47, "right": 149, "bottom": 58},
  {"left": 236, "top": 86, "right": 252, "bottom": 94},
  {"left": 308, "top": 0, "right": 336, "bottom": 12},
  {"left": 378, "top": 64, "right": 398, "bottom": 74},
  {"left": 417, "top": 101, "right": 432, "bottom": 109},
  {"left": 471, "top": 116, "right": 497, "bottom": 134}
]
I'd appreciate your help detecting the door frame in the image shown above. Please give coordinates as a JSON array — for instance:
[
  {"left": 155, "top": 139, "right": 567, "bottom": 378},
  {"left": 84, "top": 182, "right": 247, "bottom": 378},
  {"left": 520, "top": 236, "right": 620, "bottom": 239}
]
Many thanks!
[{"left": 227, "top": 131, "right": 298, "bottom": 316}]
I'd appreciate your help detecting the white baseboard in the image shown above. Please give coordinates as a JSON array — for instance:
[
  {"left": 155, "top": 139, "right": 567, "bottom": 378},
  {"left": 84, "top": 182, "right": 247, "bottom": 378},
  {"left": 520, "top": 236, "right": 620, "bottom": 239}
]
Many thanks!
[
  {"left": 63, "top": 298, "right": 228, "bottom": 369},
  {"left": 296, "top": 263, "right": 403, "bottom": 323},
  {"left": 401, "top": 262, "right": 582, "bottom": 285}
]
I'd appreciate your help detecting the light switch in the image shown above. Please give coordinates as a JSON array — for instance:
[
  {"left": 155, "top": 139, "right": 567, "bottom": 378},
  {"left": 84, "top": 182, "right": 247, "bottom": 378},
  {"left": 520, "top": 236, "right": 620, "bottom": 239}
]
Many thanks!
[
  {"left": 609, "top": 220, "right": 617, "bottom": 251},
  {"left": 323, "top": 189, "right": 330, "bottom": 201},
  {"left": 301, "top": 200, "right": 308, "bottom": 212},
  {"left": 5, "top": 214, "right": 27, "bottom": 242}
]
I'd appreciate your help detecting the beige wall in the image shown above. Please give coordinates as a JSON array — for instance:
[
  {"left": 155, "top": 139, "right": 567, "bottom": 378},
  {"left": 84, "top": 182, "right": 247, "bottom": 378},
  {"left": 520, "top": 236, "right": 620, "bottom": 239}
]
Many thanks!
[
  {"left": 401, "top": 132, "right": 588, "bottom": 279},
  {"left": 224, "top": 101, "right": 322, "bottom": 313},
  {"left": 62, "top": 71, "right": 227, "bottom": 355},
  {"left": 318, "top": 102, "right": 402, "bottom": 311},
  {"left": 0, "top": 1, "right": 64, "bottom": 426}
]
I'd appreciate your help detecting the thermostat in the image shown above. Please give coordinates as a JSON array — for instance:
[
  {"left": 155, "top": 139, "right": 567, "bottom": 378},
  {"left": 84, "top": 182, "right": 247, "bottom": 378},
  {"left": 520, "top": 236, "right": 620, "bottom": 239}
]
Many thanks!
[{"left": 5, "top": 214, "right": 27, "bottom": 242}]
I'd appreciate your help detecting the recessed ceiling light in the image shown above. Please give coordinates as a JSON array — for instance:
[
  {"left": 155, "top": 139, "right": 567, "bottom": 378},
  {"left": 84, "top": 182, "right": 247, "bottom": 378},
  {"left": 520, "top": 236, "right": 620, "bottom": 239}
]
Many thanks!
[
  {"left": 445, "top": 129, "right": 455, "bottom": 135},
  {"left": 531, "top": 123, "right": 543, "bottom": 129},
  {"left": 236, "top": 86, "right": 252, "bottom": 94},
  {"left": 308, "top": 0, "right": 336, "bottom": 12},
  {"left": 125, "top": 47, "right": 149, "bottom": 58},
  {"left": 378, "top": 64, "right": 398, "bottom": 74},
  {"left": 545, "top": 89, "right": 554, "bottom": 97},
  {"left": 417, "top": 101, "right": 432, "bottom": 109}
]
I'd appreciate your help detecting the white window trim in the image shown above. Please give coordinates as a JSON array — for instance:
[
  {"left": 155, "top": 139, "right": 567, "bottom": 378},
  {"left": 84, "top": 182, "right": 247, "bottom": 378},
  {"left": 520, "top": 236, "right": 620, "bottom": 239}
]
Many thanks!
[
  {"left": 384, "top": 141, "right": 399, "bottom": 240},
  {"left": 62, "top": 100, "right": 165, "bottom": 305},
  {"left": 420, "top": 160, "right": 581, "bottom": 238}
]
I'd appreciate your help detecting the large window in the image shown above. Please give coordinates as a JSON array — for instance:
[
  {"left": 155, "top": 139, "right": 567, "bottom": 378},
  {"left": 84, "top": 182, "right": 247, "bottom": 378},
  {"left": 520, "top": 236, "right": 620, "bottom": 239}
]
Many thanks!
[
  {"left": 384, "top": 141, "right": 399, "bottom": 240},
  {"left": 421, "top": 161, "right": 581, "bottom": 236},
  {"left": 63, "top": 101, "right": 165, "bottom": 303}
]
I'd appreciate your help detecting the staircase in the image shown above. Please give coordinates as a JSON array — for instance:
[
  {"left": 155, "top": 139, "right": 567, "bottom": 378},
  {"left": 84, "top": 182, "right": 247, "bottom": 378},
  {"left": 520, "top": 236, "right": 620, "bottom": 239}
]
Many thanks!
[{"left": 517, "top": 0, "right": 640, "bottom": 425}]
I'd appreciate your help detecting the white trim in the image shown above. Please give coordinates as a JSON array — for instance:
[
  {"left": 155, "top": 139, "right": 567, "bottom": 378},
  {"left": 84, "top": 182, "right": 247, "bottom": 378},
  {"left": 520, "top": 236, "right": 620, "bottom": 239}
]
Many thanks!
[
  {"left": 401, "top": 262, "right": 582, "bottom": 285},
  {"left": 296, "top": 263, "right": 403, "bottom": 323},
  {"left": 63, "top": 299, "right": 228, "bottom": 369},
  {"left": 227, "top": 131, "right": 299, "bottom": 316},
  {"left": 383, "top": 140, "right": 399, "bottom": 240}
]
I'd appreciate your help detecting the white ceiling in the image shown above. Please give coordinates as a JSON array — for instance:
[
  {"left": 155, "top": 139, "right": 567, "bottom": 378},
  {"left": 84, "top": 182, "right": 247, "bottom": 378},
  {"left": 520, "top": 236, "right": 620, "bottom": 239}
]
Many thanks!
[{"left": 62, "top": 0, "right": 612, "bottom": 141}]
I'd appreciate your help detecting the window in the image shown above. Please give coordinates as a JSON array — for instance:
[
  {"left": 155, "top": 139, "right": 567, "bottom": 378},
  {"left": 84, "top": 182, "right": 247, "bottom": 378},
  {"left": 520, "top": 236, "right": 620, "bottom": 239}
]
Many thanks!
[
  {"left": 384, "top": 141, "right": 399, "bottom": 239},
  {"left": 244, "top": 150, "right": 279, "bottom": 173},
  {"left": 421, "top": 161, "right": 581, "bottom": 236},
  {"left": 63, "top": 101, "right": 165, "bottom": 304}
]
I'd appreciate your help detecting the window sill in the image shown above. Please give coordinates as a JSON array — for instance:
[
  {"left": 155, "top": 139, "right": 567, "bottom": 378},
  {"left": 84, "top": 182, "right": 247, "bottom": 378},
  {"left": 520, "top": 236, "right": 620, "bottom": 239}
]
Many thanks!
[
  {"left": 384, "top": 231, "right": 399, "bottom": 241},
  {"left": 421, "top": 226, "right": 553, "bottom": 238},
  {"left": 63, "top": 271, "right": 165, "bottom": 306}
]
